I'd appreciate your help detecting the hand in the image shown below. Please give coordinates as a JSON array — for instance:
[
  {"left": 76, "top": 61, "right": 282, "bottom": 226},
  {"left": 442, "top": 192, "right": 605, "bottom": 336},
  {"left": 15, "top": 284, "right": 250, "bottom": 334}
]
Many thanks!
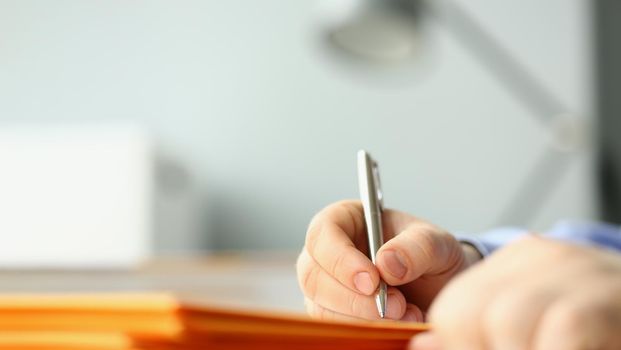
[
  {"left": 296, "top": 200, "right": 481, "bottom": 322},
  {"left": 411, "top": 235, "right": 621, "bottom": 350}
]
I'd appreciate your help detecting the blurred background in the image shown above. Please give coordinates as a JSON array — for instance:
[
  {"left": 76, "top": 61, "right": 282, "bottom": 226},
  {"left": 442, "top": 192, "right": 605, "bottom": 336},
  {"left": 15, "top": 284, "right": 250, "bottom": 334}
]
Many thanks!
[{"left": 0, "top": 0, "right": 618, "bottom": 268}]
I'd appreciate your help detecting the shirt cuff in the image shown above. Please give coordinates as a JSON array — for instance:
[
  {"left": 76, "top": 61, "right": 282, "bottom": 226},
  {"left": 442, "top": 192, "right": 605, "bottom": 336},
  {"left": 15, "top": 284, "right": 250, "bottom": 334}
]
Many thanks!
[
  {"left": 454, "top": 234, "right": 491, "bottom": 257},
  {"left": 454, "top": 227, "right": 529, "bottom": 257}
]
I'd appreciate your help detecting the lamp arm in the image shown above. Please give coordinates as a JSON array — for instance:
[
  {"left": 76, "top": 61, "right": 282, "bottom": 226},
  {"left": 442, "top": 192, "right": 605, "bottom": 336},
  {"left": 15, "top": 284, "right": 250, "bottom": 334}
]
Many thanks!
[
  {"left": 425, "top": 0, "right": 572, "bottom": 126},
  {"left": 424, "top": 0, "right": 583, "bottom": 226}
]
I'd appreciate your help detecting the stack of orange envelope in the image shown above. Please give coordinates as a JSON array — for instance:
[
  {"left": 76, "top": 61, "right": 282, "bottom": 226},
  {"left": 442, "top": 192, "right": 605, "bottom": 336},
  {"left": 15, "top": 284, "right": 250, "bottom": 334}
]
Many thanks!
[{"left": 0, "top": 293, "right": 428, "bottom": 350}]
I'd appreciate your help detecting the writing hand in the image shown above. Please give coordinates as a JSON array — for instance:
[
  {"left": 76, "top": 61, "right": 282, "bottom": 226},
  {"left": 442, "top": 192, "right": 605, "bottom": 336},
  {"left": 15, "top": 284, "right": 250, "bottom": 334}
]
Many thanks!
[{"left": 297, "top": 200, "right": 481, "bottom": 322}]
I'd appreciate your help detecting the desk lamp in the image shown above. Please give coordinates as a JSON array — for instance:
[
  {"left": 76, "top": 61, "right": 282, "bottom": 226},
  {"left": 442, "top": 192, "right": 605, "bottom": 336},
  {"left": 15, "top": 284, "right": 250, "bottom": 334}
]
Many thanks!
[{"left": 317, "top": 0, "right": 589, "bottom": 226}]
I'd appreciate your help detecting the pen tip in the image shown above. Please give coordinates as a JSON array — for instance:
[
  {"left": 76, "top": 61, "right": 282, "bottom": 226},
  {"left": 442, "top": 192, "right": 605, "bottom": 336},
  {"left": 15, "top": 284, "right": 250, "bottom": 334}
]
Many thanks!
[{"left": 375, "top": 286, "right": 387, "bottom": 319}]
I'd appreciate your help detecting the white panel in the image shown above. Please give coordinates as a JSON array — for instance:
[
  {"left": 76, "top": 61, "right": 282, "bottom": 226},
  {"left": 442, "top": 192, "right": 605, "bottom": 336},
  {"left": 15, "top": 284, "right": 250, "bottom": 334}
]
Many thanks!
[{"left": 0, "top": 124, "right": 152, "bottom": 267}]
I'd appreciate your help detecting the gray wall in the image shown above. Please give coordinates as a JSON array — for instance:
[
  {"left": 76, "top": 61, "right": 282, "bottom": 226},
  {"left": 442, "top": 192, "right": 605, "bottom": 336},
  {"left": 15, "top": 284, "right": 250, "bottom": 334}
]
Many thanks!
[{"left": 0, "top": 0, "right": 596, "bottom": 251}]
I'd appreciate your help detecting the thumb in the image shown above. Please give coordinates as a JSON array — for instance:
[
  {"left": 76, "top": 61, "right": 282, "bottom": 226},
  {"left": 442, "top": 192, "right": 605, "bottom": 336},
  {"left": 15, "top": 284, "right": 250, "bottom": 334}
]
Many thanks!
[{"left": 376, "top": 223, "right": 464, "bottom": 286}]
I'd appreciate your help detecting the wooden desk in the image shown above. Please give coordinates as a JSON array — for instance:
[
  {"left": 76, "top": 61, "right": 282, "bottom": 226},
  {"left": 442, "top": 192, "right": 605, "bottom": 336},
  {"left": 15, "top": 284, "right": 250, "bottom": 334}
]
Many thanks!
[{"left": 0, "top": 252, "right": 305, "bottom": 313}]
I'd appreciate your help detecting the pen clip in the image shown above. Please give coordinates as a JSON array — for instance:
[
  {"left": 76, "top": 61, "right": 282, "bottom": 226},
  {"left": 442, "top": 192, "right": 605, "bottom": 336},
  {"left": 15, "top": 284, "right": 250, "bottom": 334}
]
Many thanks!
[{"left": 372, "top": 160, "right": 384, "bottom": 211}]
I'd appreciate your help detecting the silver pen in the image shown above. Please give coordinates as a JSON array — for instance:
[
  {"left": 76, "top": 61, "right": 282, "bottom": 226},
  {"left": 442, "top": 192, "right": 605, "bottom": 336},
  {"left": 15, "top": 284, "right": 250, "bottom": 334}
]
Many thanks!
[{"left": 357, "top": 150, "right": 387, "bottom": 319}]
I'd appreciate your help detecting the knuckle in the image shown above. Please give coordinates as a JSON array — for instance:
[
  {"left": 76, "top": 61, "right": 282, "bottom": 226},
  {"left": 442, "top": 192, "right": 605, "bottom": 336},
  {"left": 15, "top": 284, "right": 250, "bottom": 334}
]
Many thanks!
[
  {"left": 430, "top": 290, "right": 472, "bottom": 329},
  {"left": 498, "top": 236, "right": 576, "bottom": 264},
  {"left": 538, "top": 296, "right": 619, "bottom": 350},
  {"left": 330, "top": 249, "right": 348, "bottom": 280},
  {"left": 429, "top": 273, "right": 488, "bottom": 328},
  {"left": 295, "top": 249, "right": 307, "bottom": 276},
  {"left": 303, "top": 298, "right": 313, "bottom": 316},
  {"left": 414, "top": 228, "right": 443, "bottom": 261},
  {"left": 347, "top": 292, "right": 367, "bottom": 319},
  {"left": 545, "top": 302, "right": 587, "bottom": 337},
  {"left": 298, "top": 259, "right": 320, "bottom": 300},
  {"left": 482, "top": 292, "right": 523, "bottom": 336},
  {"left": 431, "top": 305, "right": 463, "bottom": 335},
  {"left": 331, "top": 199, "right": 358, "bottom": 211},
  {"left": 305, "top": 298, "right": 327, "bottom": 320},
  {"left": 309, "top": 301, "right": 333, "bottom": 321},
  {"left": 545, "top": 241, "right": 576, "bottom": 259},
  {"left": 314, "top": 305, "right": 328, "bottom": 320},
  {"left": 323, "top": 200, "right": 355, "bottom": 220},
  {"left": 304, "top": 220, "right": 323, "bottom": 254},
  {"left": 305, "top": 299, "right": 322, "bottom": 319}
]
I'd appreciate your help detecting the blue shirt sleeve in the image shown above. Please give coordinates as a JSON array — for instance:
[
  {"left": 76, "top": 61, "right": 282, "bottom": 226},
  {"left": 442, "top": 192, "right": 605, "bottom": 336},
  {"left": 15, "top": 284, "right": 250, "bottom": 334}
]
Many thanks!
[{"left": 456, "top": 221, "right": 621, "bottom": 257}]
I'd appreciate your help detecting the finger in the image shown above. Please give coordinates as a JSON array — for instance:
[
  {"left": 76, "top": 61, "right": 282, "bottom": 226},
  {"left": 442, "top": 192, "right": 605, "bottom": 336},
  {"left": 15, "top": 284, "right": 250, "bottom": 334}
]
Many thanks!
[
  {"left": 401, "top": 303, "right": 425, "bottom": 323},
  {"left": 304, "top": 298, "right": 424, "bottom": 324},
  {"left": 298, "top": 249, "right": 408, "bottom": 320},
  {"left": 481, "top": 250, "right": 595, "bottom": 350},
  {"left": 376, "top": 221, "right": 464, "bottom": 286},
  {"left": 533, "top": 280, "right": 621, "bottom": 350},
  {"left": 409, "top": 332, "right": 441, "bottom": 350},
  {"left": 305, "top": 200, "right": 379, "bottom": 295},
  {"left": 304, "top": 289, "right": 408, "bottom": 322},
  {"left": 481, "top": 286, "right": 557, "bottom": 350},
  {"left": 304, "top": 298, "right": 369, "bottom": 323},
  {"left": 428, "top": 287, "right": 487, "bottom": 349},
  {"left": 427, "top": 258, "right": 510, "bottom": 349}
]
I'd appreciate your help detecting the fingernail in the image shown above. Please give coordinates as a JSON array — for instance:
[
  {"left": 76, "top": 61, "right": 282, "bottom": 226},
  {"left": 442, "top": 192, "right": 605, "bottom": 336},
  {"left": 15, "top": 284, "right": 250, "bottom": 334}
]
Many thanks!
[
  {"left": 385, "top": 291, "right": 404, "bottom": 320},
  {"left": 409, "top": 332, "right": 441, "bottom": 350},
  {"left": 401, "top": 309, "right": 418, "bottom": 322},
  {"left": 353, "top": 272, "right": 374, "bottom": 295},
  {"left": 382, "top": 250, "right": 407, "bottom": 279},
  {"left": 401, "top": 305, "right": 422, "bottom": 322}
]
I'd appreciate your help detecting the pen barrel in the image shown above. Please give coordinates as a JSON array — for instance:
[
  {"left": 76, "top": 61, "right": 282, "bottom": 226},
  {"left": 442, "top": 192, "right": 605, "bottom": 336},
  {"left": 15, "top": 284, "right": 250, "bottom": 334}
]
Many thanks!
[
  {"left": 367, "top": 210, "right": 384, "bottom": 264},
  {"left": 357, "top": 151, "right": 385, "bottom": 264},
  {"left": 357, "top": 150, "right": 388, "bottom": 319}
]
